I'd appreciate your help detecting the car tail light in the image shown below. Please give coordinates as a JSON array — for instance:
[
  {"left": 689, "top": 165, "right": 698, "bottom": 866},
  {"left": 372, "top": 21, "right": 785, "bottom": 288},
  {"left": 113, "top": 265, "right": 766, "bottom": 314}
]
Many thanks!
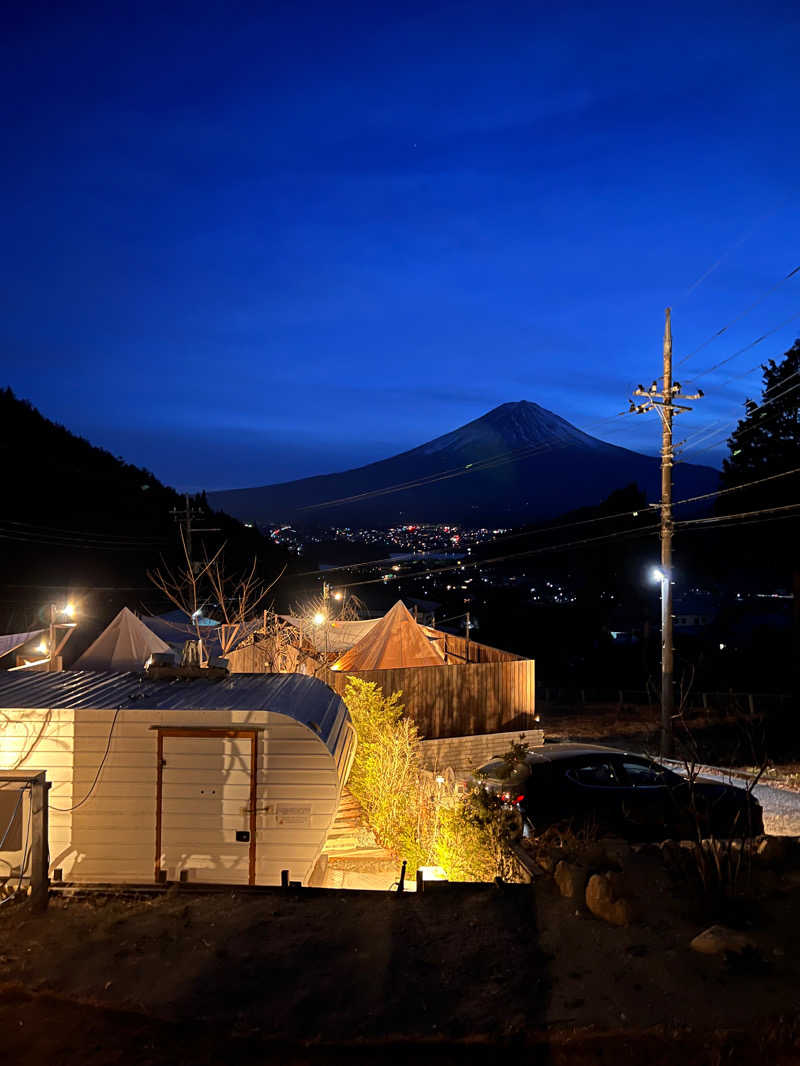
[{"left": 500, "top": 792, "right": 525, "bottom": 805}]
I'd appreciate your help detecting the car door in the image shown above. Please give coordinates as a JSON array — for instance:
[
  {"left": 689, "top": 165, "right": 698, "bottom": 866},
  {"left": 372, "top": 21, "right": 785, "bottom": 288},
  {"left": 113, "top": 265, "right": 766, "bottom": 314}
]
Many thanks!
[
  {"left": 560, "top": 759, "right": 630, "bottom": 829},
  {"left": 613, "top": 758, "right": 679, "bottom": 836}
]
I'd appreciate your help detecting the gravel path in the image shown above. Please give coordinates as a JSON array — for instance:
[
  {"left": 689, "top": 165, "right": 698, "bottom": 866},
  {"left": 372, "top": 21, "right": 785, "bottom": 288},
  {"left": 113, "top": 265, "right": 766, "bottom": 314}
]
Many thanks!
[{"left": 664, "top": 760, "right": 800, "bottom": 835}]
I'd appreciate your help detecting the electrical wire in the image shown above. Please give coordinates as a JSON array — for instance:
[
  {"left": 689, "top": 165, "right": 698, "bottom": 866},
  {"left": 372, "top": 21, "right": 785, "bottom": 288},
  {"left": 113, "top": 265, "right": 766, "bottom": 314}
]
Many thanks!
[
  {"left": 0, "top": 518, "right": 168, "bottom": 544},
  {"left": 295, "top": 410, "right": 636, "bottom": 514},
  {"left": 675, "top": 192, "right": 794, "bottom": 306},
  {"left": 292, "top": 461, "right": 800, "bottom": 584},
  {"left": 0, "top": 528, "right": 168, "bottom": 552},
  {"left": 677, "top": 501, "right": 800, "bottom": 528},
  {"left": 680, "top": 375, "right": 800, "bottom": 460},
  {"left": 682, "top": 308, "right": 800, "bottom": 386},
  {"left": 337, "top": 523, "right": 661, "bottom": 590},
  {"left": 49, "top": 707, "right": 122, "bottom": 812},
  {"left": 676, "top": 265, "right": 800, "bottom": 368}
]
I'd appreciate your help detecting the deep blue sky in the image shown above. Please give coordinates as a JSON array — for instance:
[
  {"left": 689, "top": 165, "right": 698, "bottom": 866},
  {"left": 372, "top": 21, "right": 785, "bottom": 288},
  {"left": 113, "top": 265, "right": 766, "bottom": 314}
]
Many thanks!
[{"left": 2, "top": 0, "right": 799, "bottom": 491}]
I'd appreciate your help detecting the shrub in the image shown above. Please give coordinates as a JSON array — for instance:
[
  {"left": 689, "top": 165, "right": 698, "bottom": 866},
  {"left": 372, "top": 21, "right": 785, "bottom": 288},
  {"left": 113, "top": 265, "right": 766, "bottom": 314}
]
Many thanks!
[
  {"left": 342, "top": 677, "right": 525, "bottom": 881},
  {"left": 343, "top": 677, "right": 429, "bottom": 872}
]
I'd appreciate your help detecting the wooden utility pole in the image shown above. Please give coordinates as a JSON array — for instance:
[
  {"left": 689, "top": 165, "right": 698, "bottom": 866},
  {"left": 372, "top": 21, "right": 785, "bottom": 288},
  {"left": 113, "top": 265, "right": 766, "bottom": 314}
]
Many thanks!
[
  {"left": 631, "top": 308, "right": 703, "bottom": 758},
  {"left": 659, "top": 310, "right": 675, "bottom": 758},
  {"left": 170, "top": 494, "right": 219, "bottom": 572}
]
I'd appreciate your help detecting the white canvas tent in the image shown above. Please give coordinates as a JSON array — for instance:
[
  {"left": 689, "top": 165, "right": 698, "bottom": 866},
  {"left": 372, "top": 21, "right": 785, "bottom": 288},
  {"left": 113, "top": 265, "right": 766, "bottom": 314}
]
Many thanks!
[
  {"left": 331, "top": 600, "right": 445, "bottom": 672},
  {"left": 73, "top": 608, "right": 170, "bottom": 672}
]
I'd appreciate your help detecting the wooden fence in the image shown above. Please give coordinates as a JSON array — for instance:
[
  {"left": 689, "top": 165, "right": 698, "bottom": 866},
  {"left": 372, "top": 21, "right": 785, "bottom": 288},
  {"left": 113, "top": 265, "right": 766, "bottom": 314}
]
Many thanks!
[{"left": 325, "top": 658, "right": 536, "bottom": 739}]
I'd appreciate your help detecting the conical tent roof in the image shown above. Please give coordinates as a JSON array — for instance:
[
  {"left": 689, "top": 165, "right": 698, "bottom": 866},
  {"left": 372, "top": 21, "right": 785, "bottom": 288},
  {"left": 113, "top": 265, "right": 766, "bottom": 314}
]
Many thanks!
[
  {"left": 73, "top": 607, "right": 171, "bottom": 672},
  {"left": 331, "top": 600, "right": 444, "bottom": 672}
]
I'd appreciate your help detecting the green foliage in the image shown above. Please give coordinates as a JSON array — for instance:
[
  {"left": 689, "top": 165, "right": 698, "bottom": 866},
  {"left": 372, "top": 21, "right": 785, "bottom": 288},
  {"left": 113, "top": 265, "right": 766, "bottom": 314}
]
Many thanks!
[
  {"left": 432, "top": 801, "right": 499, "bottom": 882},
  {"left": 342, "top": 678, "right": 523, "bottom": 881},
  {"left": 343, "top": 677, "right": 429, "bottom": 872}
]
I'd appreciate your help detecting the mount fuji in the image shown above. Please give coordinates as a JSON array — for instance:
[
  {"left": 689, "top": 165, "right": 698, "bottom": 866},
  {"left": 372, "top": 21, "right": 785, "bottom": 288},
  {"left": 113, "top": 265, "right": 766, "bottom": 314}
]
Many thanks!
[{"left": 207, "top": 401, "right": 719, "bottom": 527}]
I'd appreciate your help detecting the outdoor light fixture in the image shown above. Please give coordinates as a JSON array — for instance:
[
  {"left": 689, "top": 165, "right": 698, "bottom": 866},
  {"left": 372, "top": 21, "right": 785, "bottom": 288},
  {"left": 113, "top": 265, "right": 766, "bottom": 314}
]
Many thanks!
[
  {"left": 312, "top": 612, "right": 325, "bottom": 626},
  {"left": 333, "top": 591, "right": 343, "bottom": 601},
  {"left": 651, "top": 567, "right": 665, "bottom": 583},
  {"left": 36, "top": 640, "right": 48, "bottom": 654},
  {"left": 62, "top": 603, "right": 76, "bottom": 618}
]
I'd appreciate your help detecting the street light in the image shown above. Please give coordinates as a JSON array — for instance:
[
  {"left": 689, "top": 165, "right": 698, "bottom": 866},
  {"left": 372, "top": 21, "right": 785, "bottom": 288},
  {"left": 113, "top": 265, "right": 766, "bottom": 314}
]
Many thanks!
[{"left": 312, "top": 612, "right": 326, "bottom": 627}]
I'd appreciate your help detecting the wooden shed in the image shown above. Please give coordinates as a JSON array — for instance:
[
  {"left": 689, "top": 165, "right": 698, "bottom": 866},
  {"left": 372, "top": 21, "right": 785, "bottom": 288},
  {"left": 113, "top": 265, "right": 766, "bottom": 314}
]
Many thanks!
[{"left": 0, "top": 671, "right": 355, "bottom": 887}]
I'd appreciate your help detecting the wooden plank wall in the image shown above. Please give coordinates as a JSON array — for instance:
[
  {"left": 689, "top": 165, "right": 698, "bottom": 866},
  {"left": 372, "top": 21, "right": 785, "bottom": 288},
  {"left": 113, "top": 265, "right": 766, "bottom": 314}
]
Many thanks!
[
  {"left": 326, "top": 659, "right": 535, "bottom": 739},
  {"left": 427, "top": 630, "right": 522, "bottom": 664}
]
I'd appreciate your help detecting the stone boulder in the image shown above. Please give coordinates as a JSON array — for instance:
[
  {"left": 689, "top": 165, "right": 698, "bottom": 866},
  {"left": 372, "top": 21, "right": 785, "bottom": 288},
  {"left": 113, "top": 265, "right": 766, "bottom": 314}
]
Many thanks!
[
  {"left": 554, "top": 860, "right": 588, "bottom": 900},
  {"left": 585, "top": 872, "right": 634, "bottom": 926},
  {"left": 690, "top": 924, "right": 758, "bottom": 956}
]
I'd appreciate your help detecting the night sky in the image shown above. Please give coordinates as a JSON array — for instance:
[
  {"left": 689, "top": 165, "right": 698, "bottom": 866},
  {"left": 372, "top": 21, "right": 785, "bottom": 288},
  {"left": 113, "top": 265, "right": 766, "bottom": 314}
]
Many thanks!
[{"left": 3, "top": 1, "right": 799, "bottom": 491}]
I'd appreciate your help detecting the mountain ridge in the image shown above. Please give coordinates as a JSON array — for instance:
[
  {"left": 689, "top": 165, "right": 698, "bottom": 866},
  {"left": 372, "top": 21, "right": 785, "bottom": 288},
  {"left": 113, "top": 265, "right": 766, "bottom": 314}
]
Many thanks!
[{"left": 208, "top": 400, "right": 719, "bottom": 527}]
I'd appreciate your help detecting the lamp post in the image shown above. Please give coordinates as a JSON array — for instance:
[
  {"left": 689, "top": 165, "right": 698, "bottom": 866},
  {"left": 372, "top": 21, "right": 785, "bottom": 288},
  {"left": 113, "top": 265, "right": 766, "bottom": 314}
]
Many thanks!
[{"left": 46, "top": 602, "right": 77, "bottom": 672}]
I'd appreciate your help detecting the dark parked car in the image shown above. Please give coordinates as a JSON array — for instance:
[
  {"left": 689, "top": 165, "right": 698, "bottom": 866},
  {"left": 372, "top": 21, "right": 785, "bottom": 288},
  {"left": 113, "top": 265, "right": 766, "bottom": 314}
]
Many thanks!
[{"left": 472, "top": 743, "right": 763, "bottom": 841}]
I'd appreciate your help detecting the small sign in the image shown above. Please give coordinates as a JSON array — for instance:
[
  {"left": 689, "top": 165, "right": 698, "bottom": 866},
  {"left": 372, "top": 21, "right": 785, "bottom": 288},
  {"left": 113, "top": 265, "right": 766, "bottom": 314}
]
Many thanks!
[{"left": 276, "top": 804, "right": 312, "bottom": 827}]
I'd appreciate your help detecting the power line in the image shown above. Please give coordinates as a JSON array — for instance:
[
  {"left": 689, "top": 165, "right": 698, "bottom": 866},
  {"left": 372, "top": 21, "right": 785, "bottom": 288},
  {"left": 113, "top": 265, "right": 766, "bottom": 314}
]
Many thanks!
[
  {"left": 295, "top": 410, "right": 635, "bottom": 514},
  {"left": 677, "top": 500, "right": 800, "bottom": 528},
  {"left": 683, "top": 308, "right": 800, "bottom": 385},
  {"left": 0, "top": 528, "right": 165, "bottom": 551},
  {"left": 676, "top": 264, "right": 800, "bottom": 369},
  {"left": 676, "top": 193, "right": 794, "bottom": 306},
  {"left": 680, "top": 374, "right": 800, "bottom": 460},
  {"left": 336, "top": 523, "right": 661, "bottom": 591},
  {"left": 0, "top": 518, "right": 167, "bottom": 544}
]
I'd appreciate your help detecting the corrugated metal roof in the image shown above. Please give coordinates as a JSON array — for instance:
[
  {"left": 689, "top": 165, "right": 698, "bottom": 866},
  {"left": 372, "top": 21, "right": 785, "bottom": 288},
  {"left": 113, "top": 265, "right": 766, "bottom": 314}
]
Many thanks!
[{"left": 0, "top": 670, "right": 348, "bottom": 747}]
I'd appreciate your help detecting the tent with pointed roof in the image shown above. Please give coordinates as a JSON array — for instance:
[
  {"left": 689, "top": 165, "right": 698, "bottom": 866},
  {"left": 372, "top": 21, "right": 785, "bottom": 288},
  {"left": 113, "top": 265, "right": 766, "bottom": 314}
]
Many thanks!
[
  {"left": 331, "top": 600, "right": 445, "bottom": 672},
  {"left": 73, "top": 607, "right": 170, "bottom": 672}
]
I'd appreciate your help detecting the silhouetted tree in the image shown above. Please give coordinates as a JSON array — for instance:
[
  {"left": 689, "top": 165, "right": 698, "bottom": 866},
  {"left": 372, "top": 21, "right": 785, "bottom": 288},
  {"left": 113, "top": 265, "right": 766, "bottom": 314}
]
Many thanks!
[{"left": 719, "top": 339, "right": 800, "bottom": 713}]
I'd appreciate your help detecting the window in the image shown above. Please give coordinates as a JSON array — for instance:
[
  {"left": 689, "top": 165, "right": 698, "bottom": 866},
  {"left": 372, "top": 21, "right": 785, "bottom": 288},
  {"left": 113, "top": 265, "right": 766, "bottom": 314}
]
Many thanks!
[
  {"left": 566, "top": 762, "right": 621, "bottom": 787},
  {"left": 622, "top": 761, "right": 673, "bottom": 787}
]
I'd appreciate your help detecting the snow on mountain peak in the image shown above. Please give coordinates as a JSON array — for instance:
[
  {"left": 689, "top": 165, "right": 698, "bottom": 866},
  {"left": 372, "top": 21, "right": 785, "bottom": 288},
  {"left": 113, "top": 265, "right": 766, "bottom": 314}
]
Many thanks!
[{"left": 419, "top": 400, "right": 601, "bottom": 457}]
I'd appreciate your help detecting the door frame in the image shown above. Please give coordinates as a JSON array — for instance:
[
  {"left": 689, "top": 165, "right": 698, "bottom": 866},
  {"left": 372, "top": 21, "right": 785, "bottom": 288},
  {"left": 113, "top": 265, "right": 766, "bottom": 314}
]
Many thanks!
[{"left": 153, "top": 727, "right": 258, "bottom": 885}]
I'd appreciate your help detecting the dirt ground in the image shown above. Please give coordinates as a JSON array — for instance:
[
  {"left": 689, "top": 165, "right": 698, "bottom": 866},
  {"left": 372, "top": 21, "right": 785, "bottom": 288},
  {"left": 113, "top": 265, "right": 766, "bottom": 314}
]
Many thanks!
[{"left": 3, "top": 859, "right": 800, "bottom": 1066}]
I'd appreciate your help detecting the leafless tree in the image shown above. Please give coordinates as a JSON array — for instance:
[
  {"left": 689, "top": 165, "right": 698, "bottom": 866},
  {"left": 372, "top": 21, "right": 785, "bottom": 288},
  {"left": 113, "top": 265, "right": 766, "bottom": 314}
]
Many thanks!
[{"left": 147, "top": 532, "right": 284, "bottom": 662}]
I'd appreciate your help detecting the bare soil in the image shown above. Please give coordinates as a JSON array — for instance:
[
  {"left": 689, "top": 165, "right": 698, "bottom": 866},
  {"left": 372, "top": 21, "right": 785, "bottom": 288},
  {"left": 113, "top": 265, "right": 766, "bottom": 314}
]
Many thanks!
[{"left": 2, "top": 859, "right": 800, "bottom": 1066}]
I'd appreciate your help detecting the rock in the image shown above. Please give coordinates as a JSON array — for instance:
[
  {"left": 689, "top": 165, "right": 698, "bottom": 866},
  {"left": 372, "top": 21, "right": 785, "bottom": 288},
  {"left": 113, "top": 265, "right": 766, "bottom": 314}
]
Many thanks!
[
  {"left": 754, "top": 836, "right": 789, "bottom": 869},
  {"left": 585, "top": 872, "right": 634, "bottom": 926},
  {"left": 690, "top": 924, "right": 758, "bottom": 956},
  {"left": 537, "top": 853, "right": 556, "bottom": 874},
  {"left": 554, "top": 861, "right": 588, "bottom": 900}
]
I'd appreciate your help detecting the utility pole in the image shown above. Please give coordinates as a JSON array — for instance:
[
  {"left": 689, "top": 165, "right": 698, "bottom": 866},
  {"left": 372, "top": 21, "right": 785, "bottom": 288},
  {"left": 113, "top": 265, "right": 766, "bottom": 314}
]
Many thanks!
[
  {"left": 631, "top": 309, "right": 703, "bottom": 758},
  {"left": 465, "top": 610, "right": 471, "bottom": 663},
  {"left": 170, "top": 494, "right": 220, "bottom": 573}
]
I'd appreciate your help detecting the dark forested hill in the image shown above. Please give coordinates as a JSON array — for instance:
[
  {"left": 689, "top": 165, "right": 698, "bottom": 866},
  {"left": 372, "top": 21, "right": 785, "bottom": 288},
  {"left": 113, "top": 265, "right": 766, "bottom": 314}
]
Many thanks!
[{"left": 0, "top": 388, "right": 287, "bottom": 641}]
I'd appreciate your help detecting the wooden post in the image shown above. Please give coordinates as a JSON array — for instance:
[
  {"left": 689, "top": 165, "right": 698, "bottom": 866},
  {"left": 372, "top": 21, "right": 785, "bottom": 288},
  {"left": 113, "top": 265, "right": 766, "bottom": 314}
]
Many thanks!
[
  {"left": 29, "top": 772, "right": 49, "bottom": 911},
  {"left": 660, "top": 308, "right": 675, "bottom": 758}
]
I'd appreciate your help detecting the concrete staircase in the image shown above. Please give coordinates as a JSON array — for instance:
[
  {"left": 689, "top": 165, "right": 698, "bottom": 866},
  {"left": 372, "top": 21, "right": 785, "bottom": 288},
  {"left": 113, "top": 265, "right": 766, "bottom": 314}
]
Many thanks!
[{"left": 323, "top": 787, "right": 392, "bottom": 860}]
